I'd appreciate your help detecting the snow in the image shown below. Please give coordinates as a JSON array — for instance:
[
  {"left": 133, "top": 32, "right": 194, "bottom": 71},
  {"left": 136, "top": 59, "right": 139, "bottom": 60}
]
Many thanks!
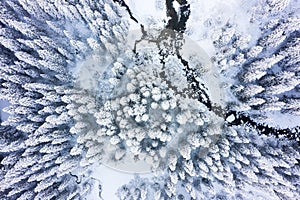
[
  {"left": 88, "top": 164, "right": 152, "bottom": 200},
  {"left": 172, "top": 1, "right": 180, "bottom": 14},
  {"left": 226, "top": 114, "right": 235, "bottom": 123},
  {"left": 0, "top": 100, "right": 10, "bottom": 122},
  {"left": 74, "top": 53, "right": 111, "bottom": 93},
  {"left": 180, "top": 30, "right": 227, "bottom": 108},
  {"left": 124, "top": 0, "right": 167, "bottom": 27},
  {"left": 186, "top": 0, "right": 261, "bottom": 54},
  {"left": 255, "top": 111, "right": 300, "bottom": 129}
]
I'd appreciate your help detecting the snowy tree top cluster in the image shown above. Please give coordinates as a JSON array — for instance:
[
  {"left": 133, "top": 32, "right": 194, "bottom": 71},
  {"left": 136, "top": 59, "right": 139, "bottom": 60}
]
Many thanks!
[{"left": 93, "top": 46, "right": 221, "bottom": 168}]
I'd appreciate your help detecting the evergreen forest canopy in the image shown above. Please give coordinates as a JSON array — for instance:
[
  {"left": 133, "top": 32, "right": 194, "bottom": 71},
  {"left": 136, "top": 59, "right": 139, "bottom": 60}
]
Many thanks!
[{"left": 0, "top": 0, "right": 299, "bottom": 199}]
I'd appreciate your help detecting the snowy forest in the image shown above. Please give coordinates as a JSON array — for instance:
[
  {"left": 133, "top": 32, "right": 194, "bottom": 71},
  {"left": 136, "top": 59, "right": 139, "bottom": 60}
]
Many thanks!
[{"left": 0, "top": 0, "right": 299, "bottom": 199}]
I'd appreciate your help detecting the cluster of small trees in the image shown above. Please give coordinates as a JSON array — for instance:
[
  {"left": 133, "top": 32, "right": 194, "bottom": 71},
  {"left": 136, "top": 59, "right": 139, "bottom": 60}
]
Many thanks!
[{"left": 92, "top": 50, "right": 214, "bottom": 168}]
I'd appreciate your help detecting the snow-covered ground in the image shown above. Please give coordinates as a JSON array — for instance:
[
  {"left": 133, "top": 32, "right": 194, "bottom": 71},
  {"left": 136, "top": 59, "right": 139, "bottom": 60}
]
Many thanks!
[
  {"left": 87, "top": 164, "right": 152, "bottom": 200},
  {"left": 124, "top": 0, "right": 167, "bottom": 26},
  {"left": 0, "top": 100, "right": 10, "bottom": 122},
  {"left": 257, "top": 111, "right": 300, "bottom": 129}
]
